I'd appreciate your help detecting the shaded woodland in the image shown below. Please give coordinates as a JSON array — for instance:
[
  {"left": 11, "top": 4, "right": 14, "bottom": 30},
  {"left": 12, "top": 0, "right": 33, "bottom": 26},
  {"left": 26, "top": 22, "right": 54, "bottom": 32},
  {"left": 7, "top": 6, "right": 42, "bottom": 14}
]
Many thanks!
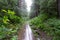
[
  {"left": 30, "top": 0, "right": 60, "bottom": 40},
  {"left": 0, "top": 0, "right": 60, "bottom": 40}
]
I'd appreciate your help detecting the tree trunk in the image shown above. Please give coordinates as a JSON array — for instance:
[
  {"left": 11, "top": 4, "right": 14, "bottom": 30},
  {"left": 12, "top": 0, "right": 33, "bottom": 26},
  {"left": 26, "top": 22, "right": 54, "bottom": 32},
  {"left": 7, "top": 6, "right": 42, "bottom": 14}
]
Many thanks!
[{"left": 57, "top": 0, "right": 60, "bottom": 18}]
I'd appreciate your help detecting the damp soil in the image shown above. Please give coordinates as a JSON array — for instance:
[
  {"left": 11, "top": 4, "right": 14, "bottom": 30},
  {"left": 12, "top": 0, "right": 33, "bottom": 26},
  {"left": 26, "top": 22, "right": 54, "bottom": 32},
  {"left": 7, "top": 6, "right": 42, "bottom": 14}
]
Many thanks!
[{"left": 37, "top": 29, "right": 53, "bottom": 40}]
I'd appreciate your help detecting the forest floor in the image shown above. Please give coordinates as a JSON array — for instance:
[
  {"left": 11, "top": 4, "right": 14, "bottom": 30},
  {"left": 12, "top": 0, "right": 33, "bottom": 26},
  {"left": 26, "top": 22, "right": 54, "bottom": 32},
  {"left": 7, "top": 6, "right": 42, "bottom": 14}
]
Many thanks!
[
  {"left": 18, "top": 22, "right": 52, "bottom": 40},
  {"left": 37, "top": 29, "right": 52, "bottom": 40}
]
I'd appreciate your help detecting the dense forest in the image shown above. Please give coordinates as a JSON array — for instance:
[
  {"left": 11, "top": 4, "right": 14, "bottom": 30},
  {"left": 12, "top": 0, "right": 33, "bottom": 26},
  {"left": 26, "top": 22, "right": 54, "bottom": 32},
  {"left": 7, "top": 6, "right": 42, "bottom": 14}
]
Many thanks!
[
  {"left": 30, "top": 0, "right": 60, "bottom": 40},
  {"left": 0, "top": 0, "right": 24, "bottom": 40},
  {"left": 0, "top": 0, "right": 60, "bottom": 40}
]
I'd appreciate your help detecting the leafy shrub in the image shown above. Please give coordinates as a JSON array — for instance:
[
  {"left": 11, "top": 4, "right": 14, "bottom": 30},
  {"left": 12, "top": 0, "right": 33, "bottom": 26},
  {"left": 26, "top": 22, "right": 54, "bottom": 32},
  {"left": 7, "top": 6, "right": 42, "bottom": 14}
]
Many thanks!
[
  {"left": 0, "top": 9, "right": 23, "bottom": 40},
  {"left": 30, "top": 13, "right": 48, "bottom": 27},
  {"left": 1, "top": 9, "right": 22, "bottom": 24},
  {"left": 30, "top": 0, "right": 58, "bottom": 40},
  {"left": 30, "top": 14, "right": 60, "bottom": 40}
]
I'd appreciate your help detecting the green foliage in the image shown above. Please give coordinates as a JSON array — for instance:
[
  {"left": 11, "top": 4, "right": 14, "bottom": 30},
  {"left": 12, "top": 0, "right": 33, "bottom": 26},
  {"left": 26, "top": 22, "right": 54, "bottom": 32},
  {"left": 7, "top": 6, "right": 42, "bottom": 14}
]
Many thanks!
[
  {"left": 11, "top": 35, "right": 17, "bottom": 40},
  {"left": 0, "top": 24, "right": 19, "bottom": 40},
  {"left": 3, "top": 16, "right": 9, "bottom": 24},
  {"left": 1, "top": 9, "right": 21, "bottom": 24},
  {"left": 40, "top": 0, "right": 57, "bottom": 16},
  {"left": 30, "top": 13, "right": 48, "bottom": 26},
  {"left": 30, "top": 13, "right": 60, "bottom": 40},
  {"left": 0, "top": 9, "right": 22, "bottom": 40},
  {"left": 0, "top": 0, "right": 18, "bottom": 9},
  {"left": 0, "top": 9, "right": 23, "bottom": 40},
  {"left": 30, "top": 0, "right": 58, "bottom": 40},
  {"left": 0, "top": 0, "right": 24, "bottom": 40}
]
